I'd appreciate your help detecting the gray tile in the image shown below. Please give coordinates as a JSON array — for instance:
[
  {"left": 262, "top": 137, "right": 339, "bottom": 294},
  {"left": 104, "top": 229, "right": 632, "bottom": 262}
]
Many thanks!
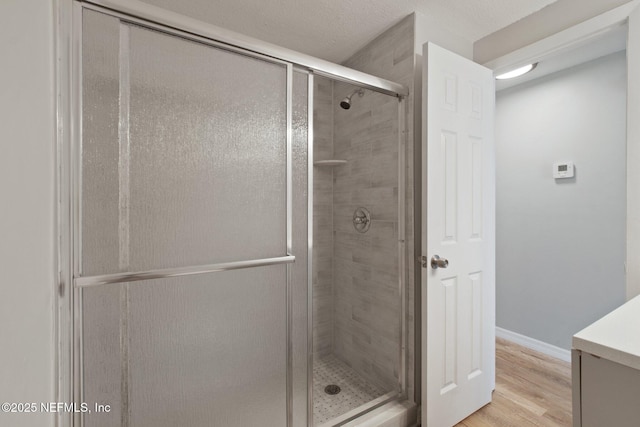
[{"left": 312, "top": 13, "right": 416, "bottom": 405}]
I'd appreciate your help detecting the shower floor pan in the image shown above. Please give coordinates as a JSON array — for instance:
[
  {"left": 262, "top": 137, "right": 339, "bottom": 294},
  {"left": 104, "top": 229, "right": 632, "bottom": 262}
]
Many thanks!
[{"left": 313, "top": 354, "right": 386, "bottom": 425}]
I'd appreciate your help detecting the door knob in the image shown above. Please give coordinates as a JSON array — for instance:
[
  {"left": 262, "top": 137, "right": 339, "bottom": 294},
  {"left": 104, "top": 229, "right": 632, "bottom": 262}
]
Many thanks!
[{"left": 431, "top": 255, "right": 448, "bottom": 269}]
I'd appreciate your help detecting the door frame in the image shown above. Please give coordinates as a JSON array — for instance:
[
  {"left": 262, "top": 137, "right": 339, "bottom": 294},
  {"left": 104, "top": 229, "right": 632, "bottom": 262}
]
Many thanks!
[{"left": 483, "top": 0, "right": 640, "bottom": 301}]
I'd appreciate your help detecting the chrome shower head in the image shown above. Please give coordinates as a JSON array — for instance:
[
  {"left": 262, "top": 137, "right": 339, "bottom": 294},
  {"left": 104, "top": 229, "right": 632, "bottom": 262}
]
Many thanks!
[{"left": 340, "top": 88, "right": 364, "bottom": 110}]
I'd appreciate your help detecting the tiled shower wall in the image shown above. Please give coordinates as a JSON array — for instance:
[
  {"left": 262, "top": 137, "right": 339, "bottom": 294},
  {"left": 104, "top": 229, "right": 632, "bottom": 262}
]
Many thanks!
[
  {"left": 311, "top": 14, "right": 416, "bottom": 399},
  {"left": 337, "top": 15, "right": 416, "bottom": 396},
  {"left": 332, "top": 82, "right": 400, "bottom": 390},
  {"left": 313, "top": 76, "right": 334, "bottom": 359}
]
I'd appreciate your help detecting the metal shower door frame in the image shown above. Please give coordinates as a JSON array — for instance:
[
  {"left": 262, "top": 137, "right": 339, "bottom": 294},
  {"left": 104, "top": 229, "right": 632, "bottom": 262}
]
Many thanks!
[
  {"left": 55, "top": 1, "right": 410, "bottom": 426},
  {"left": 69, "top": 4, "right": 298, "bottom": 426}
]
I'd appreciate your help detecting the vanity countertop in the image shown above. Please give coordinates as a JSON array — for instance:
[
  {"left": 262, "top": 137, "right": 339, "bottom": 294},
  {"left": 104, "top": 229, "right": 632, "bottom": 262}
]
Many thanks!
[{"left": 573, "top": 294, "right": 640, "bottom": 371}]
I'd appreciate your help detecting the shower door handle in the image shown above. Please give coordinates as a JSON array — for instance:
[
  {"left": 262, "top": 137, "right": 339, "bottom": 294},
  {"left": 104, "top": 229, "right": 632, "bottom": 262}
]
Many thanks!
[{"left": 430, "top": 255, "right": 448, "bottom": 269}]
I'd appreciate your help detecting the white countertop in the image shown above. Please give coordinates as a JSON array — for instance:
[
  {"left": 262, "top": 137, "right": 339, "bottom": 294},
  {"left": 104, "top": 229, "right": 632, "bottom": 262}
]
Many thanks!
[{"left": 573, "top": 295, "right": 640, "bottom": 371}]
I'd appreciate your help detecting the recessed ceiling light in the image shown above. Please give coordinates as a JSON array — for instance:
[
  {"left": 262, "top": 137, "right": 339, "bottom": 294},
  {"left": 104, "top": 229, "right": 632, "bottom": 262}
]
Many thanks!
[{"left": 495, "top": 63, "right": 538, "bottom": 80}]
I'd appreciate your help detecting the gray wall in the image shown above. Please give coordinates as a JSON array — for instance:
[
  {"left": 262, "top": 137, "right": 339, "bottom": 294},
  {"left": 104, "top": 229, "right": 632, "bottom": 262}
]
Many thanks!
[
  {"left": 0, "top": 1, "right": 56, "bottom": 426},
  {"left": 495, "top": 52, "right": 627, "bottom": 349}
]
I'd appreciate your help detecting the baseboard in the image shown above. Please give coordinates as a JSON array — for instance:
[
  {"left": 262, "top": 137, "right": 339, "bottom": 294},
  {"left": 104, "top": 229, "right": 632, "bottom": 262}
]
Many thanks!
[{"left": 496, "top": 327, "right": 571, "bottom": 362}]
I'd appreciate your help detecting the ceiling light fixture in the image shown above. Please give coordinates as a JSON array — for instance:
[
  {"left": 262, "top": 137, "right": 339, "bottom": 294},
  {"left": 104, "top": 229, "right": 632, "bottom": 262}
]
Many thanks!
[{"left": 495, "top": 63, "right": 538, "bottom": 80}]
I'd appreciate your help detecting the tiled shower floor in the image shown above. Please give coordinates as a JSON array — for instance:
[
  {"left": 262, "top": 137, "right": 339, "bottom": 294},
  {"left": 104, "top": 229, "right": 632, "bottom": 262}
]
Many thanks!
[{"left": 313, "top": 354, "right": 385, "bottom": 425}]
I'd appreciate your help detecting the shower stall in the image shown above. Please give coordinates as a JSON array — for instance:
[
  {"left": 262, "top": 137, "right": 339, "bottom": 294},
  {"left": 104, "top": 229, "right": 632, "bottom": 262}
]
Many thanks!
[
  {"left": 64, "top": 2, "right": 408, "bottom": 426},
  {"left": 311, "top": 78, "right": 406, "bottom": 425}
]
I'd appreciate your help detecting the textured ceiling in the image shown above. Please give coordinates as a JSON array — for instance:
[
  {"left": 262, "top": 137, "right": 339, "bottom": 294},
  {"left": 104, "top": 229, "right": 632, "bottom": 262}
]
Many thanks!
[{"left": 139, "top": 0, "right": 559, "bottom": 63}]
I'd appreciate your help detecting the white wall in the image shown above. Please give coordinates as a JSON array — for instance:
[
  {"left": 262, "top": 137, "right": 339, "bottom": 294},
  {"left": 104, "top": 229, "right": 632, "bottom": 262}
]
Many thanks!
[
  {"left": 0, "top": 1, "right": 56, "bottom": 426},
  {"left": 414, "top": 12, "right": 473, "bottom": 60},
  {"left": 495, "top": 52, "right": 627, "bottom": 349}
]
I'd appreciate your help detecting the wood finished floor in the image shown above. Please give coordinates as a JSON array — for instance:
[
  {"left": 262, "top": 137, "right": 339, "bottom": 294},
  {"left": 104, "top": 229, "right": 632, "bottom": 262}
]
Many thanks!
[{"left": 455, "top": 338, "right": 572, "bottom": 427}]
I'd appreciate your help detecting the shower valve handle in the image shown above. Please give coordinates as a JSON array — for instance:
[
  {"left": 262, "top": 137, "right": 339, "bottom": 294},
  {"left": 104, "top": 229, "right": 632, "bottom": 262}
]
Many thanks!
[
  {"left": 352, "top": 207, "right": 371, "bottom": 233},
  {"left": 354, "top": 216, "right": 368, "bottom": 225}
]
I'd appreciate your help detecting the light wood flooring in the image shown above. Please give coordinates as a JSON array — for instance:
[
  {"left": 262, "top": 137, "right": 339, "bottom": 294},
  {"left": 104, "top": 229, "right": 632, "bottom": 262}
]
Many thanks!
[{"left": 456, "top": 337, "right": 572, "bottom": 427}]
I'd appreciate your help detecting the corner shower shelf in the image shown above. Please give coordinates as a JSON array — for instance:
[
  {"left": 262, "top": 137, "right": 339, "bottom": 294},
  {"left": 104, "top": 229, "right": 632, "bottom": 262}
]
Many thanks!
[{"left": 313, "top": 160, "right": 348, "bottom": 167}]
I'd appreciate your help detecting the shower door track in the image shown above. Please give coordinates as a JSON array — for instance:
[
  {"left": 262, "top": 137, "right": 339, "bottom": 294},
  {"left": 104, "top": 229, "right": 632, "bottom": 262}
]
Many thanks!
[{"left": 79, "top": 0, "right": 409, "bottom": 98}]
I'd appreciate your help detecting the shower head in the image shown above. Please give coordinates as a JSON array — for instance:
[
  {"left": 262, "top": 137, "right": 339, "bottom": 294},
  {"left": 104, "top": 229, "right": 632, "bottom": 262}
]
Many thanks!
[
  {"left": 339, "top": 98, "right": 351, "bottom": 110},
  {"left": 340, "top": 88, "right": 364, "bottom": 110}
]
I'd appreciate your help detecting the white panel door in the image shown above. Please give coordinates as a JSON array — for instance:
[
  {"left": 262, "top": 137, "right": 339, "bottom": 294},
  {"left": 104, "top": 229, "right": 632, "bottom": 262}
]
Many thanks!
[{"left": 421, "top": 42, "right": 495, "bottom": 427}]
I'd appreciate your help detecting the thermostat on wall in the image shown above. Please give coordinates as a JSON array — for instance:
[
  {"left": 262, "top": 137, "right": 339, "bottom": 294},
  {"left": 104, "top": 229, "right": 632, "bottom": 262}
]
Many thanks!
[{"left": 553, "top": 161, "right": 574, "bottom": 179}]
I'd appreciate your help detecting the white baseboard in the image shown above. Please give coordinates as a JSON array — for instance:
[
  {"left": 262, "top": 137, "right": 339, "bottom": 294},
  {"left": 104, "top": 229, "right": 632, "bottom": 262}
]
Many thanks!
[{"left": 496, "top": 327, "right": 571, "bottom": 362}]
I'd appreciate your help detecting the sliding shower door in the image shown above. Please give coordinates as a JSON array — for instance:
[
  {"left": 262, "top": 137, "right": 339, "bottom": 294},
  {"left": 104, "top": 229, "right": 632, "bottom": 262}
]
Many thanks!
[{"left": 77, "top": 6, "right": 309, "bottom": 427}]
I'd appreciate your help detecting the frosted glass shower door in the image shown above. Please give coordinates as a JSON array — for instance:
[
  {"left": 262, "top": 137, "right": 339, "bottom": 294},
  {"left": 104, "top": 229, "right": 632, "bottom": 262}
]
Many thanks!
[
  {"left": 81, "top": 12, "right": 287, "bottom": 275},
  {"left": 78, "top": 7, "right": 309, "bottom": 427}
]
